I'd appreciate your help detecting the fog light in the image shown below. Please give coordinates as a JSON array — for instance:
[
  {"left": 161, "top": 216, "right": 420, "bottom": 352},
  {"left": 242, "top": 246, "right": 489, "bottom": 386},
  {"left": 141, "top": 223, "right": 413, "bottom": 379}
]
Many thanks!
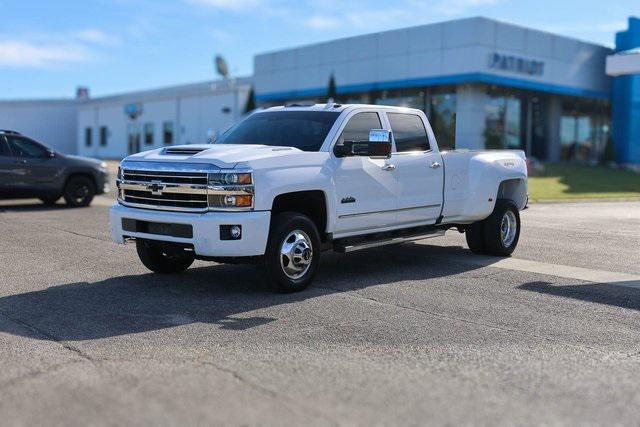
[
  {"left": 230, "top": 225, "right": 242, "bottom": 239},
  {"left": 220, "top": 225, "right": 242, "bottom": 240}
]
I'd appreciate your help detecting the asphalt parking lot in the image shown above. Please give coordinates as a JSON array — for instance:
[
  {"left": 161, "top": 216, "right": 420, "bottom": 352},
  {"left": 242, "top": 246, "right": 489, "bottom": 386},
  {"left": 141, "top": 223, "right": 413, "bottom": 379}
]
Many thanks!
[{"left": 1, "top": 196, "right": 640, "bottom": 426}]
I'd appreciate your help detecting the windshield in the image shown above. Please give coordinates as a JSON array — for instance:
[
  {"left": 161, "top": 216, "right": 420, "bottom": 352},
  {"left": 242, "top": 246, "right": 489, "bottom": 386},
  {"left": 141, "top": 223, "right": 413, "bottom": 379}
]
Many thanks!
[{"left": 217, "top": 111, "right": 341, "bottom": 152}]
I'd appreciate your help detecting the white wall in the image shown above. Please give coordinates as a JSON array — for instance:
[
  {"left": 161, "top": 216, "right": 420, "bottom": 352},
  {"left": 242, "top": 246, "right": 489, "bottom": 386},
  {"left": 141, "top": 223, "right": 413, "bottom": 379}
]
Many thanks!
[
  {"left": 0, "top": 100, "right": 77, "bottom": 154},
  {"left": 77, "top": 82, "right": 250, "bottom": 159}
]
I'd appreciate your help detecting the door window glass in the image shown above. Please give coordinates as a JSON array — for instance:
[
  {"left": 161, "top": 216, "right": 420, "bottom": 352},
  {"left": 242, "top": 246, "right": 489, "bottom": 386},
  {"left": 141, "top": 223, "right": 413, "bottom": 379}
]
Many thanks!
[
  {"left": 0, "top": 138, "right": 11, "bottom": 156},
  {"left": 340, "top": 112, "right": 382, "bottom": 143},
  {"left": 388, "top": 113, "right": 430, "bottom": 152},
  {"left": 7, "top": 138, "right": 47, "bottom": 158}
]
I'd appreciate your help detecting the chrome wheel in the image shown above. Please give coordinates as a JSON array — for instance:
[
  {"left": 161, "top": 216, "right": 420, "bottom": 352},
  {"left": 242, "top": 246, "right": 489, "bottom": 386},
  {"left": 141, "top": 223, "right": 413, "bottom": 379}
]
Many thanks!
[
  {"left": 500, "top": 210, "right": 518, "bottom": 248},
  {"left": 72, "top": 184, "right": 90, "bottom": 204},
  {"left": 280, "top": 229, "right": 313, "bottom": 279}
]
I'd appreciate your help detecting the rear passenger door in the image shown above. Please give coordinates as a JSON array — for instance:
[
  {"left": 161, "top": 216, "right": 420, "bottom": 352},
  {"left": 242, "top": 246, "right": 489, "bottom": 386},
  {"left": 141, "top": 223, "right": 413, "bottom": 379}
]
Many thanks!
[{"left": 386, "top": 112, "right": 444, "bottom": 225}]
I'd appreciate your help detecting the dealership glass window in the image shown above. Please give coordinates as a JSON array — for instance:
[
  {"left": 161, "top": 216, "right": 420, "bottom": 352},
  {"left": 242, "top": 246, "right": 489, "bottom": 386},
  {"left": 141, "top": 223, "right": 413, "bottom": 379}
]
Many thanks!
[
  {"left": 560, "top": 99, "right": 610, "bottom": 163},
  {"left": 388, "top": 113, "right": 430, "bottom": 152},
  {"left": 429, "top": 89, "right": 457, "bottom": 150},
  {"left": 374, "top": 89, "right": 426, "bottom": 110},
  {"left": 485, "top": 88, "right": 522, "bottom": 150},
  {"left": 99, "top": 126, "right": 108, "bottom": 146},
  {"left": 144, "top": 123, "right": 154, "bottom": 145},
  {"left": 85, "top": 127, "right": 92, "bottom": 147},
  {"left": 163, "top": 121, "right": 174, "bottom": 145}
]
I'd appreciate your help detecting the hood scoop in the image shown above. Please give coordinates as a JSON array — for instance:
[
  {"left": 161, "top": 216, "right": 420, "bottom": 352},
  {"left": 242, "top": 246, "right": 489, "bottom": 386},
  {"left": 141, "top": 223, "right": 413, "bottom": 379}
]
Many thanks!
[{"left": 164, "top": 146, "right": 209, "bottom": 156}]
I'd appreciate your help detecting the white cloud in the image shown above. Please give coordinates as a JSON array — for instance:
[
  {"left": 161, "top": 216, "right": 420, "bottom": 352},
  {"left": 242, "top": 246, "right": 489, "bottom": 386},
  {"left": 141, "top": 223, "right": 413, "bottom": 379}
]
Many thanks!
[
  {"left": 304, "top": 15, "right": 341, "bottom": 30},
  {"left": 0, "top": 41, "right": 90, "bottom": 67},
  {"left": 74, "top": 29, "right": 120, "bottom": 46},
  {"left": 186, "top": 0, "right": 260, "bottom": 11}
]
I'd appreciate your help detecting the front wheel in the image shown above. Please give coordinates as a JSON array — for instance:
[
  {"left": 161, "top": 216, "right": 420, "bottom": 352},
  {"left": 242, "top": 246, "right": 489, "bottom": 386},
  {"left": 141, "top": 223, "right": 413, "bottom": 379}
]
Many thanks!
[
  {"left": 136, "top": 239, "right": 195, "bottom": 274},
  {"left": 63, "top": 176, "right": 95, "bottom": 207},
  {"left": 263, "top": 212, "right": 321, "bottom": 293}
]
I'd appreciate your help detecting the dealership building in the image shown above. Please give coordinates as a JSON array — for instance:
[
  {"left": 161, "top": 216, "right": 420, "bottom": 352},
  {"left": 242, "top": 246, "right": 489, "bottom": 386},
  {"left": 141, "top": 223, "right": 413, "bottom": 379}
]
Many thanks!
[{"left": 2, "top": 16, "right": 639, "bottom": 164}]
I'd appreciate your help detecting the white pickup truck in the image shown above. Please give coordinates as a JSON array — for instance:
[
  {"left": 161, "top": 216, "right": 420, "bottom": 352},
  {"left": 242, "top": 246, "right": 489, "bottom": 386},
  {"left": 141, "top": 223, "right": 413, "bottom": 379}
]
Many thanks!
[{"left": 111, "top": 104, "right": 528, "bottom": 292}]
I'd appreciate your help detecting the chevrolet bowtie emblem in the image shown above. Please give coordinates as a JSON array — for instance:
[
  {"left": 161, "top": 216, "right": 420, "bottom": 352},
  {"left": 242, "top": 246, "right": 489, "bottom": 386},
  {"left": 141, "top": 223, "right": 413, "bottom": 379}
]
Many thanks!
[{"left": 147, "top": 182, "right": 166, "bottom": 196}]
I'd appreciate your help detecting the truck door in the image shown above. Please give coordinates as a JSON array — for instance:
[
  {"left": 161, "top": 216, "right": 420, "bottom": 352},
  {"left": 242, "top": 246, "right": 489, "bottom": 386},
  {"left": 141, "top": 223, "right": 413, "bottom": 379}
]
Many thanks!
[
  {"left": 333, "top": 111, "right": 397, "bottom": 235},
  {"left": 385, "top": 112, "right": 444, "bottom": 225}
]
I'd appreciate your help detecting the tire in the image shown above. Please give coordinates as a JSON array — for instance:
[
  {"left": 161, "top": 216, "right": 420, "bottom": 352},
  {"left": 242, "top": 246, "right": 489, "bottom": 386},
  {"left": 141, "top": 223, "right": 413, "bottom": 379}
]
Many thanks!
[
  {"left": 263, "top": 212, "right": 321, "bottom": 293},
  {"left": 465, "top": 220, "right": 486, "bottom": 254},
  {"left": 482, "top": 199, "right": 521, "bottom": 256},
  {"left": 63, "top": 176, "right": 95, "bottom": 207},
  {"left": 136, "top": 239, "right": 195, "bottom": 274},
  {"left": 39, "top": 195, "right": 60, "bottom": 206}
]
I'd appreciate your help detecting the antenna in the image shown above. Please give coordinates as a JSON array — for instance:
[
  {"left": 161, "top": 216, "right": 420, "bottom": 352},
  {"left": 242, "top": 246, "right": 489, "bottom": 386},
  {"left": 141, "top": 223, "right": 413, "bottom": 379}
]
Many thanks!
[{"left": 215, "top": 55, "right": 229, "bottom": 80}]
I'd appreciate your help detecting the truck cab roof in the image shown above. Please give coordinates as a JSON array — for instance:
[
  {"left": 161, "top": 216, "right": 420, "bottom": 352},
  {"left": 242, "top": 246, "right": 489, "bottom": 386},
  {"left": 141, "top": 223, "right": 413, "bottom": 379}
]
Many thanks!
[{"left": 263, "top": 103, "right": 423, "bottom": 115}]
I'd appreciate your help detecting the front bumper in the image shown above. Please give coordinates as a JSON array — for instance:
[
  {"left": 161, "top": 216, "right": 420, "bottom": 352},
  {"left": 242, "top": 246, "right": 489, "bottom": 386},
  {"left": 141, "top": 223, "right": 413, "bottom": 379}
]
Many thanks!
[{"left": 109, "top": 203, "right": 271, "bottom": 257}]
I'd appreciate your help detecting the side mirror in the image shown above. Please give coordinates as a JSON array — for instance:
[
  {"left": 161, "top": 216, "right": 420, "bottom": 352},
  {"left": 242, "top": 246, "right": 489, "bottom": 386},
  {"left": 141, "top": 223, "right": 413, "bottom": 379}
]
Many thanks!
[{"left": 334, "top": 129, "right": 392, "bottom": 158}]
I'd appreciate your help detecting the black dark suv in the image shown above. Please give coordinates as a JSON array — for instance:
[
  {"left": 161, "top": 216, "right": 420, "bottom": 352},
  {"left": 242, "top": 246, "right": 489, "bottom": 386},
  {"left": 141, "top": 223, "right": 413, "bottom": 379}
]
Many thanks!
[{"left": 0, "top": 130, "right": 109, "bottom": 207}]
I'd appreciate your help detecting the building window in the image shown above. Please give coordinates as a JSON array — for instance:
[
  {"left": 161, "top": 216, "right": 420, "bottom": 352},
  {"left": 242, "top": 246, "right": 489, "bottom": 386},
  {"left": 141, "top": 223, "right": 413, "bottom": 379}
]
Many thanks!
[
  {"left": 374, "top": 89, "right": 426, "bottom": 111},
  {"left": 163, "top": 121, "right": 174, "bottom": 145},
  {"left": 85, "top": 127, "right": 92, "bottom": 147},
  {"left": 560, "top": 99, "right": 610, "bottom": 163},
  {"left": 388, "top": 113, "right": 430, "bottom": 152},
  {"left": 430, "top": 89, "right": 457, "bottom": 150},
  {"left": 485, "top": 88, "right": 522, "bottom": 150},
  {"left": 144, "top": 123, "right": 154, "bottom": 145},
  {"left": 99, "top": 126, "right": 108, "bottom": 146}
]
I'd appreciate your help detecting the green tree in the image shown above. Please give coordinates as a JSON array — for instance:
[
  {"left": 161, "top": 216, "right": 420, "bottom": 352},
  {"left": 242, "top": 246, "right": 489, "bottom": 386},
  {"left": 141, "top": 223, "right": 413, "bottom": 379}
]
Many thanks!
[
  {"left": 326, "top": 74, "right": 337, "bottom": 102},
  {"left": 244, "top": 86, "right": 256, "bottom": 113}
]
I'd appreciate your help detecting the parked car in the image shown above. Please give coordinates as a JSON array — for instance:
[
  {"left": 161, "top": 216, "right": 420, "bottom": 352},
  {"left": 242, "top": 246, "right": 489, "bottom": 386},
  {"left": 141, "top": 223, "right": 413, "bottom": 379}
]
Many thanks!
[
  {"left": 110, "top": 104, "right": 528, "bottom": 292},
  {"left": 0, "top": 130, "right": 109, "bottom": 206}
]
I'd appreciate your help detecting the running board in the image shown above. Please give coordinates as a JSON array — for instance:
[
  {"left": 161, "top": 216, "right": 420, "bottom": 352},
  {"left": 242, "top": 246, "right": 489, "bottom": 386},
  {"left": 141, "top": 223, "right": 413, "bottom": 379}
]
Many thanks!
[{"left": 333, "top": 229, "right": 446, "bottom": 253}]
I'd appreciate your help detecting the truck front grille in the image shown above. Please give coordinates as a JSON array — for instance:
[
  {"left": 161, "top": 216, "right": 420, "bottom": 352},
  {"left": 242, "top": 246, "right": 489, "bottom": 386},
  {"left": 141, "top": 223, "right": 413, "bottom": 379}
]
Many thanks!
[
  {"left": 118, "top": 168, "right": 209, "bottom": 212},
  {"left": 122, "top": 169, "right": 208, "bottom": 185}
]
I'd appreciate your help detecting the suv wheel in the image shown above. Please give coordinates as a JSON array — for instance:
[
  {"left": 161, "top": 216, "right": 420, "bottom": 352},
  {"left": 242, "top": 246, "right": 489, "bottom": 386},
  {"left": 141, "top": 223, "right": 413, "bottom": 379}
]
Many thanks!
[
  {"left": 263, "top": 212, "right": 321, "bottom": 293},
  {"left": 136, "top": 240, "right": 195, "bottom": 273},
  {"left": 63, "top": 176, "right": 95, "bottom": 207}
]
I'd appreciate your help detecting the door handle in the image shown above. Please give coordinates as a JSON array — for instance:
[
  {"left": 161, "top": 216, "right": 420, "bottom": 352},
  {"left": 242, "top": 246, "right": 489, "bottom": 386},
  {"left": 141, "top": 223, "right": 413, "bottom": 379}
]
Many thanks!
[
  {"left": 430, "top": 162, "right": 441, "bottom": 169},
  {"left": 381, "top": 164, "right": 396, "bottom": 171},
  {"left": 16, "top": 159, "right": 28, "bottom": 165}
]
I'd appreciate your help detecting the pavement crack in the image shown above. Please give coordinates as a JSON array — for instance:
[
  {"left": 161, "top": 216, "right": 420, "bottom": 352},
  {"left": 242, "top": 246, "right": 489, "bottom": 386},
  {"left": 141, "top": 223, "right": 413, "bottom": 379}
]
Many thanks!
[
  {"left": 196, "top": 359, "right": 339, "bottom": 426},
  {"left": 0, "top": 311, "right": 95, "bottom": 362}
]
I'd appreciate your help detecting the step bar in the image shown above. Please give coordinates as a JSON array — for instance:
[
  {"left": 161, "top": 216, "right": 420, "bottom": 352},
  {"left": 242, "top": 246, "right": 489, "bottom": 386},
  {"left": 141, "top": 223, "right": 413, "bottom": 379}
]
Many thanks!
[{"left": 333, "top": 228, "right": 446, "bottom": 253}]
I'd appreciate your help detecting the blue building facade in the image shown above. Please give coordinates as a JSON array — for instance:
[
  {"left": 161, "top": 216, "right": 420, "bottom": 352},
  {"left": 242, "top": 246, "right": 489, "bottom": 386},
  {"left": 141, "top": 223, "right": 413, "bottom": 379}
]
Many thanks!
[{"left": 612, "top": 18, "right": 640, "bottom": 164}]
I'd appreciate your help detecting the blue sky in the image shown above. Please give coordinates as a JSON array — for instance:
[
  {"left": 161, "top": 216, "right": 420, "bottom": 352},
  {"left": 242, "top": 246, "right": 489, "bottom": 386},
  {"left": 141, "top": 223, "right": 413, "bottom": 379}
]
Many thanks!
[{"left": 1, "top": 0, "right": 638, "bottom": 99}]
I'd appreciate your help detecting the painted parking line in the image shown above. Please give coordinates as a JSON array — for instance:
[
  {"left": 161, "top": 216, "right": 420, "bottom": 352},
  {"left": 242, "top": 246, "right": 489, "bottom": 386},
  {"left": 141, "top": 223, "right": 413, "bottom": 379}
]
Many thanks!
[{"left": 416, "top": 244, "right": 640, "bottom": 289}]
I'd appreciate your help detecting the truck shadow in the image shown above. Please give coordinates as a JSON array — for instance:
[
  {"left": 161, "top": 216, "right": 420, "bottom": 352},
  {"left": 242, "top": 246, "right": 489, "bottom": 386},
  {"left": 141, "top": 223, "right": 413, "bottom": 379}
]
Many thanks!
[
  {"left": 518, "top": 281, "right": 640, "bottom": 310},
  {"left": 0, "top": 243, "right": 487, "bottom": 342}
]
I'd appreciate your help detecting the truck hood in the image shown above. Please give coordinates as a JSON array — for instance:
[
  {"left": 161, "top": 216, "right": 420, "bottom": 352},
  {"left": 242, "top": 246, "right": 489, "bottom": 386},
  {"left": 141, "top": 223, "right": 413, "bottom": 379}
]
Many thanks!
[{"left": 126, "top": 144, "right": 304, "bottom": 169}]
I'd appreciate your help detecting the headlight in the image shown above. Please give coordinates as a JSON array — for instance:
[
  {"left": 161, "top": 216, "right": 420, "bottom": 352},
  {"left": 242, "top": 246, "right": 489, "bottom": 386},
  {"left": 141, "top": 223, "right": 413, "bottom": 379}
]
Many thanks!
[
  {"left": 207, "top": 171, "right": 254, "bottom": 210},
  {"left": 208, "top": 172, "right": 252, "bottom": 185}
]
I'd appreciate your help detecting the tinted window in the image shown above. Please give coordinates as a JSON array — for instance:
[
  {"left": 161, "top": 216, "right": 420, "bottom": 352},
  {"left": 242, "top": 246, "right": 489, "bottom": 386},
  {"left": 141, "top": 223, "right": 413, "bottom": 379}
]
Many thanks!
[
  {"left": 163, "top": 121, "right": 174, "bottom": 145},
  {"left": 0, "top": 137, "right": 11, "bottom": 156},
  {"left": 7, "top": 137, "right": 47, "bottom": 158},
  {"left": 100, "top": 126, "right": 108, "bottom": 146},
  {"left": 218, "top": 111, "right": 340, "bottom": 152},
  {"left": 85, "top": 127, "right": 92, "bottom": 147},
  {"left": 341, "top": 112, "right": 382, "bottom": 143},
  {"left": 388, "top": 113, "right": 430, "bottom": 152},
  {"left": 144, "top": 123, "right": 154, "bottom": 145}
]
